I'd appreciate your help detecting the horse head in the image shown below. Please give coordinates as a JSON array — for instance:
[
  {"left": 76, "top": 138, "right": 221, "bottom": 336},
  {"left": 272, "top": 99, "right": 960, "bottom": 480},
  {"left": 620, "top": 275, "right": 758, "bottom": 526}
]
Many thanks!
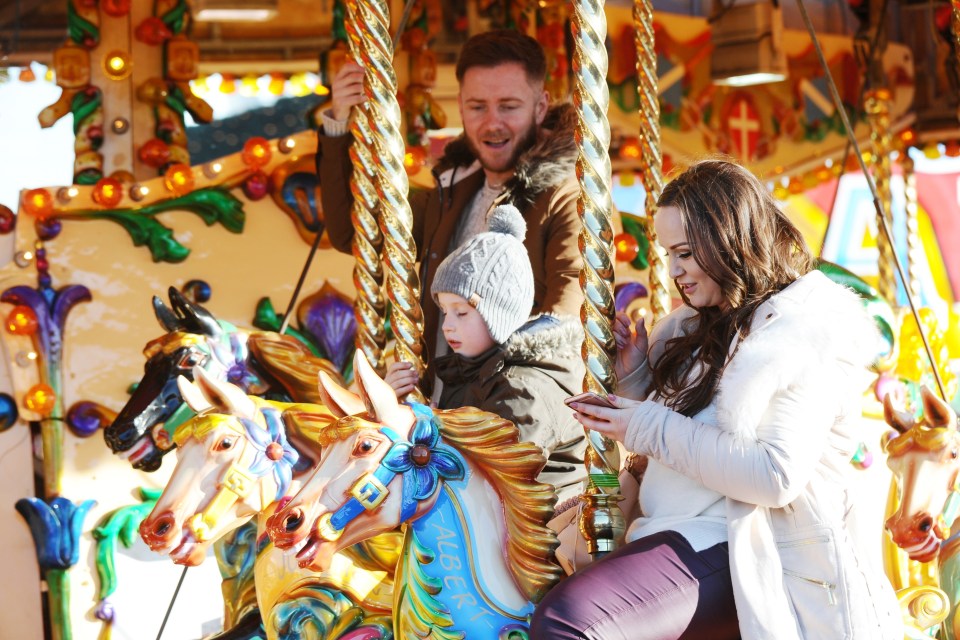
[
  {"left": 884, "top": 385, "right": 960, "bottom": 562},
  {"left": 265, "top": 351, "right": 452, "bottom": 571},
  {"left": 105, "top": 287, "right": 268, "bottom": 471},
  {"left": 139, "top": 367, "right": 302, "bottom": 565}
]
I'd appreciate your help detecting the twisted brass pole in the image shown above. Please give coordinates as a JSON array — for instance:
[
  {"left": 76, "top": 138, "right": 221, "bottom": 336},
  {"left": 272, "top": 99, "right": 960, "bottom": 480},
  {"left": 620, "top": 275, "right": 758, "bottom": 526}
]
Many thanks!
[
  {"left": 865, "top": 89, "right": 896, "bottom": 306},
  {"left": 573, "top": 0, "right": 625, "bottom": 556},
  {"left": 343, "top": 8, "right": 387, "bottom": 376},
  {"left": 901, "top": 151, "right": 921, "bottom": 303},
  {"left": 346, "top": 0, "right": 427, "bottom": 386},
  {"left": 634, "top": 0, "right": 669, "bottom": 324}
]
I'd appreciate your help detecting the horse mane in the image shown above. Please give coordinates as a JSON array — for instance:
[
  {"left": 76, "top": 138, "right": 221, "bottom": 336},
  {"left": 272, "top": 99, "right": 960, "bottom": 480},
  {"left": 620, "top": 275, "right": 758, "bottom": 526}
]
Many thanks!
[
  {"left": 434, "top": 407, "right": 563, "bottom": 603},
  {"left": 247, "top": 331, "right": 343, "bottom": 402},
  {"left": 886, "top": 423, "right": 960, "bottom": 456}
]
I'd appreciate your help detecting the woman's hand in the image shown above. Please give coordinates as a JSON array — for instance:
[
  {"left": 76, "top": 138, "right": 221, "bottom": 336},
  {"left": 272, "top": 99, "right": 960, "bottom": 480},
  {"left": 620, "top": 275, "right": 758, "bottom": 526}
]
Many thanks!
[
  {"left": 568, "top": 394, "right": 646, "bottom": 444},
  {"left": 384, "top": 361, "right": 419, "bottom": 399},
  {"left": 330, "top": 62, "right": 367, "bottom": 121},
  {"left": 614, "top": 311, "right": 649, "bottom": 380}
]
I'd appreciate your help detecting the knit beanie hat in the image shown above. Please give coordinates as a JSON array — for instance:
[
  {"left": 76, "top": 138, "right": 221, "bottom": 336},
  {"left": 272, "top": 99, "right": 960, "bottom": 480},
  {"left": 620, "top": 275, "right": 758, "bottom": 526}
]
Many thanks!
[{"left": 431, "top": 204, "right": 535, "bottom": 344}]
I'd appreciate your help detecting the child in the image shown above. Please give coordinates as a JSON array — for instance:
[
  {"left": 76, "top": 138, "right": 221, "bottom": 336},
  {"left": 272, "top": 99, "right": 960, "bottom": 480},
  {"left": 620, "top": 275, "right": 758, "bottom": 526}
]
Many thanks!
[{"left": 387, "top": 204, "right": 586, "bottom": 501}]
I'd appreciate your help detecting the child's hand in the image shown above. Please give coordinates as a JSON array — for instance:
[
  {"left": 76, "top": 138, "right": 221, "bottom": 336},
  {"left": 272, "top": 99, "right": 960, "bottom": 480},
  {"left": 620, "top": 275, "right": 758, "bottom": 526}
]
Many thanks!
[
  {"left": 384, "top": 361, "right": 419, "bottom": 398},
  {"left": 613, "top": 311, "right": 649, "bottom": 380}
]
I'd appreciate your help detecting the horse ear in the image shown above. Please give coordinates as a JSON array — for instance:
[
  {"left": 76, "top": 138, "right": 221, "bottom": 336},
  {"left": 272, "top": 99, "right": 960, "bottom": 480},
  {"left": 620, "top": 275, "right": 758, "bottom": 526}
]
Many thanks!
[
  {"left": 883, "top": 392, "right": 914, "bottom": 434},
  {"left": 921, "top": 385, "right": 957, "bottom": 430},
  {"left": 317, "top": 370, "right": 365, "bottom": 418},
  {"left": 178, "top": 375, "right": 213, "bottom": 413},
  {"left": 192, "top": 366, "right": 258, "bottom": 419},
  {"left": 353, "top": 352, "right": 403, "bottom": 423},
  {"left": 169, "top": 286, "right": 221, "bottom": 337},
  {"left": 153, "top": 295, "right": 179, "bottom": 332}
]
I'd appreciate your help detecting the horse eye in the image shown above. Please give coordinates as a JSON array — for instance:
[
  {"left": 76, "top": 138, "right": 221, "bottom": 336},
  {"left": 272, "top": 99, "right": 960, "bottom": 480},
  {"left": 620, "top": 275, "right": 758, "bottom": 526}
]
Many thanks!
[
  {"left": 178, "top": 352, "right": 201, "bottom": 368},
  {"left": 354, "top": 438, "right": 376, "bottom": 456},
  {"left": 952, "top": 450, "right": 958, "bottom": 459},
  {"left": 216, "top": 437, "right": 235, "bottom": 451}
]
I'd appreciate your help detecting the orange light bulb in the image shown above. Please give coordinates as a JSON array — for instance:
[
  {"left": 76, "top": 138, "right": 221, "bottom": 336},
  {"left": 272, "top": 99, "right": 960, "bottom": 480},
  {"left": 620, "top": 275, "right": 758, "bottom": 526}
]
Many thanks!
[
  {"left": 25, "top": 383, "right": 56, "bottom": 417},
  {"left": 22, "top": 189, "right": 54, "bottom": 219},
  {"left": 92, "top": 177, "right": 124, "bottom": 207},
  {"left": 241, "top": 137, "right": 272, "bottom": 168},
  {"left": 6, "top": 305, "right": 38, "bottom": 335},
  {"left": 164, "top": 164, "right": 195, "bottom": 196}
]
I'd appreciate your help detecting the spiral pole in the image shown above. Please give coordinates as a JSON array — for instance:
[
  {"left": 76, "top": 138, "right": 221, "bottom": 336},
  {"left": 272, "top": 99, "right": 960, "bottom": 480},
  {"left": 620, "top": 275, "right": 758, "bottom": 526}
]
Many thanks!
[
  {"left": 572, "top": 0, "right": 625, "bottom": 556},
  {"left": 634, "top": 0, "right": 669, "bottom": 324},
  {"left": 343, "top": 14, "right": 388, "bottom": 376},
  {"left": 901, "top": 151, "right": 922, "bottom": 303},
  {"left": 865, "top": 89, "right": 896, "bottom": 306},
  {"left": 346, "top": 0, "right": 427, "bottom": 387}
]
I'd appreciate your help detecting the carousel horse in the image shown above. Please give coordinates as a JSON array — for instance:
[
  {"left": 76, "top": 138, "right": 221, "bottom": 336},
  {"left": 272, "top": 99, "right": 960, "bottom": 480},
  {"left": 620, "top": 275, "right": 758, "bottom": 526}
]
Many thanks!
[
  {"left": 104, "top": 286, "right": 340, "bottom": 472},
  {"left": 883, "top": 385, "right": 960, "bottom": 638},
  {"left": 265, "top": 351, "right": 563, "bottom": 639},
  {"left": 139, "top": 367, "right": 397, "bottom": 639}
]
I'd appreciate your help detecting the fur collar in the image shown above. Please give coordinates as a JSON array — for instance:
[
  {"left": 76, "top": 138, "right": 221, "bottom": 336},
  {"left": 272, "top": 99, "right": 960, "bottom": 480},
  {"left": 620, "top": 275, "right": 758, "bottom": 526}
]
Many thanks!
[
  {"left": 501, "top": 314, "right": 582, "bottom": 364},
  {"left": 436, "top": 104, "right": 578, "bottom": 209},
  {"left": 715, "top": 271, "right": 879, "bottom": 438}
]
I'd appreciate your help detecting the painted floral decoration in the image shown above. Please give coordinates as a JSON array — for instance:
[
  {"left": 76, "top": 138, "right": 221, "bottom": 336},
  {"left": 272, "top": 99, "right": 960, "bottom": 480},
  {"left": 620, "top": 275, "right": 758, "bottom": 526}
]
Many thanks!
[{"left": 382, "top": 408, "right": 465, "bottom": 502}]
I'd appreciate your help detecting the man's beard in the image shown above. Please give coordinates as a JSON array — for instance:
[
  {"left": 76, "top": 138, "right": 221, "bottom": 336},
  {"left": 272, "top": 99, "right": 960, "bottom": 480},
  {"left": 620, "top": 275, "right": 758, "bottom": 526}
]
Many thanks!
[{"left": 466, "top": 117, "right": 539, "bottom": 175}]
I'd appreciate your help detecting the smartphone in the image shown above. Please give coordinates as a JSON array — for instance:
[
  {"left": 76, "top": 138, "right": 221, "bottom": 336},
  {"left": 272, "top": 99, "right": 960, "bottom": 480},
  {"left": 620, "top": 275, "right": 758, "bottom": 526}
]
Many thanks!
[{"left": 564, "top": 392, "right": 617, "bottom": 409}]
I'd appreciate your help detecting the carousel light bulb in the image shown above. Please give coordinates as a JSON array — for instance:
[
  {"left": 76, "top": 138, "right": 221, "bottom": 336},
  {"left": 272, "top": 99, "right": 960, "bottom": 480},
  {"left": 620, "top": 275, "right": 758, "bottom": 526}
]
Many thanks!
[
  {"left": 24, "top": 383, "right": 56, "bottom": 417},
  {"left": 15, "top": 351, "right": 37, "bottom": 368},
  {"left": 203, "top": 162, "right": 223, "bottom": 178},
  {"left": 14, "top": 251, "right": 34, "bottom": 268},
  {"left": 6, "top": 305, "right": 38, "bottom": 335},
  {"left": 164, "top": 164, "right": 195, "bottom": 196},
  {"left": 22, "top": 189, "right": 54, "bottom": 219},
  {"left": 104, "top": 50, "right": 132, "bottom": 80},
  {"left": 278, "top": 137, "right": 296, "bottom": 153},
  {"left": 241, "top": 138, "right": 272, "bottom": 168},
  {"left": 111, "top": 117, "right": 130, "bottom": 134},
  {"left": 92, "top": 177, "right": 124, "bottom": 207},
  {"left": 56, "top": 186, "right": 78, "bottom": 203},
  {"left": 130, "top": 184, "right": 149, "bottom": 201}
]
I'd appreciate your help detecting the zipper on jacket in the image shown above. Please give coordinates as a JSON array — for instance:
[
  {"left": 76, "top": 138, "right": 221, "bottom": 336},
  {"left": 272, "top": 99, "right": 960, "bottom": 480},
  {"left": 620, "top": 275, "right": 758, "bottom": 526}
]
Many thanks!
[
  {"left": 783, "top": 569, "right": 837, "bottom": 605},
  {"left": 778, "top": 535, "right": 831, "bottom": 549}
]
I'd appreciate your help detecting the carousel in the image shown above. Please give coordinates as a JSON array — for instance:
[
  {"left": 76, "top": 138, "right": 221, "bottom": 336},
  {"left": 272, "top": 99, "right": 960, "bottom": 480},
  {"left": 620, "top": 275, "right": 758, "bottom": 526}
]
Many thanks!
[{"left": 0, "top": 0, "right": 959, "bottom": 638}]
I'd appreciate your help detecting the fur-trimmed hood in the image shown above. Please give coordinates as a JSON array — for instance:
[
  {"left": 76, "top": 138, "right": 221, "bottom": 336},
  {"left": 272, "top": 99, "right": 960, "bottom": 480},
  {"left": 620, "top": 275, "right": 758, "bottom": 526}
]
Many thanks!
[
  {"left": 501, "top": 313, "right": 583, "bottom": 364},
  {"left": 715, "top": 270, "right": 880, "bottom": 439},
  {"left": 435, "top": 104, "right": 578, "bottom": 209}
]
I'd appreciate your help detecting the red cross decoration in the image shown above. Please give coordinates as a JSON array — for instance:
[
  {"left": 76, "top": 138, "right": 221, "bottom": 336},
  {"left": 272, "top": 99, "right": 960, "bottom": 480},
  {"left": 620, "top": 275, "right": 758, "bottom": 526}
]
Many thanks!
[{"left": 724, "top": 94, "right": 762, "bottom": 163}]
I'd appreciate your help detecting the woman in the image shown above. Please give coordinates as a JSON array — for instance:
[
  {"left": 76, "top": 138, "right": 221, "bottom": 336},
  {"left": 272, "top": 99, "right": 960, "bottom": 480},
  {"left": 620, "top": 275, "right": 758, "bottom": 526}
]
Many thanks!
[{"left": 530, "top": 159, "right": 901, "bottom": 639}]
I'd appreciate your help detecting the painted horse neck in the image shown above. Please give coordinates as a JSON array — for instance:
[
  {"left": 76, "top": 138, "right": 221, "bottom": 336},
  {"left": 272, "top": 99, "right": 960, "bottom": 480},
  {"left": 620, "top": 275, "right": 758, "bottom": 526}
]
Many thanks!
[
  {"left": 251, "top": 500, "right": 394, "bottom": 620},
  {"left": 396, "top": 468, "right": 532, "bottom": 639}
]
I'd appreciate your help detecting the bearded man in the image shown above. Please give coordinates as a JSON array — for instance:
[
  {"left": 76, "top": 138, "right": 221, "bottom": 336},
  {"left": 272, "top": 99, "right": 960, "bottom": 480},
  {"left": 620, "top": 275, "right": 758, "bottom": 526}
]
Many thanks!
[{"left": 318, "top": 29, "right": 582, "bottom": 392}]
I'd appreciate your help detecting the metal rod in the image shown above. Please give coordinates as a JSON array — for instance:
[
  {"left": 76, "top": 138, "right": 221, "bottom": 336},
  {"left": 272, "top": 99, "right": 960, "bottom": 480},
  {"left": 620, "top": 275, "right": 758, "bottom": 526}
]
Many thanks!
[
  {"left": 794, "top": 0, "right": 948, "bottom": 401},
  {"left": 155, "top": 565, "right": 188, "bottom": 640},
  {"left": 279, "top": 223, "right": 325, "bottom": 335}
]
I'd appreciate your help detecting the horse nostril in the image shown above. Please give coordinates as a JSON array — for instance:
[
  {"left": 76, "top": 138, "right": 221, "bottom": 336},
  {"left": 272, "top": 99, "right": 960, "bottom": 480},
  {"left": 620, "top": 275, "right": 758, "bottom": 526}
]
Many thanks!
[
  {"left": 156, "top": 520, "right": 171, "bottom": 536},
  {"left": 284, "top": 509, "right": 304, "bottom": 533},
  {"left": 919, "top": 516, "right": 934, "bottom": 533}
]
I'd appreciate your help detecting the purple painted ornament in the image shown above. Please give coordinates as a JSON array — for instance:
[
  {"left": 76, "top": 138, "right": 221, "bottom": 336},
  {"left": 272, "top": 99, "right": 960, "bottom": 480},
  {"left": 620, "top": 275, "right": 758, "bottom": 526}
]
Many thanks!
[
  {"left": 615, "top": 281, "right": 649, "bottom": 313},
  {"left": 297, "top": 282, "right": 356, "bottom": 372},
  {"left": 36, "top": 217, "right": 63, "bottom": 241},
  {"left": 242, "top": 170, "right": 269, "bottom": 201},
  {"left": 67, "top": 401, "right": 116, "bottom": 438}
]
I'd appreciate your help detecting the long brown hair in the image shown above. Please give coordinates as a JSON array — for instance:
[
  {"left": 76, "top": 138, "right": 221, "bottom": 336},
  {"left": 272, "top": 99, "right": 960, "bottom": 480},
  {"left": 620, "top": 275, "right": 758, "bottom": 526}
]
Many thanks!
[{"left": 651, "top": 159, "right": 814, "bottom": 416}]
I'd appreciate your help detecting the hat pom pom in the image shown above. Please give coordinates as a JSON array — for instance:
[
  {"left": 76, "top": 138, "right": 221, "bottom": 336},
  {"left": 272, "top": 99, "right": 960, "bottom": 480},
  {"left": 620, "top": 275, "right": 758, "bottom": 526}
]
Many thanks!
[{"left": 488, "top": 204, "right": 527, "bottom": 241}]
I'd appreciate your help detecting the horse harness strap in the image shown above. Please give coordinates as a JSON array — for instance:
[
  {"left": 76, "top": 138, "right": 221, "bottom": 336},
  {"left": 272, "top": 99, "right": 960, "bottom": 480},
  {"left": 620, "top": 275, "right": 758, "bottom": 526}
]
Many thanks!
[
  {"left": 318, "top": 426, "right": 408, "bottom": 542},
  {"left": 178, "top": 414, "right": 257, "bottom": 543}
]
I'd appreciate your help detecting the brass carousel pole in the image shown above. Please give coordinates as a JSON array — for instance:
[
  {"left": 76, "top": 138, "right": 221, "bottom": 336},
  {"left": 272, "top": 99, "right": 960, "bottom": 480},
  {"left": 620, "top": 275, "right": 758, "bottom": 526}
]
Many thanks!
[
  {"left": 901, "top": 151, "right": 922, "bottom": 302},
  {"left": 342, "top": 19, "right": 387, "bottom": 375},
  {"left": 345, "top": 0, "right": 427, "bottom": 386},
  {"left": 864, "top": 89, "right": 897, "bottom": 306},
  {"left": 634, "top": 0, "right": 669, "bottom": 324},
  {"left": 572, "top": 0, "right": 625, "bottom": 555}
]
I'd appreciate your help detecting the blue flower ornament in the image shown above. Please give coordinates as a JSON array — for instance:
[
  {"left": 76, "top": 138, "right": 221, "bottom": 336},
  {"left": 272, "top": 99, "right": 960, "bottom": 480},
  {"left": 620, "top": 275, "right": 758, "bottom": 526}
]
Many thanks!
[
  {"left": 381, "top": 403, "right": 465, "bottom": 520},
  {"left": 240, "top": 407, "right": 298, "bottom": 502}
]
